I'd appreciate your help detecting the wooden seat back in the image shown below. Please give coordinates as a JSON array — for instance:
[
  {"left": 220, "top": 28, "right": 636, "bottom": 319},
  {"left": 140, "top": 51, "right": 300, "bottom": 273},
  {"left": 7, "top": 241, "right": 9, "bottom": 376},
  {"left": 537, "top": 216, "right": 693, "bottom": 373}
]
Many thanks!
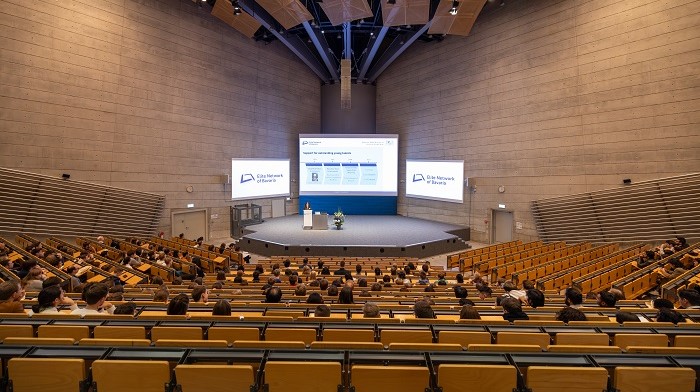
[
  {"left": 207, "top": 327, "right": 259, "bottom": 344},
  {"left": 613, "top": 333, "right": 668, "bottom": 349},
  {"left": 496, "top": 332, "right": 550, "bottom": 349},
  {"left": 264, "top": 328, "right": 316, "bottom": 345},
  {"left": 438, "top": 364, "right": 516, "bottom": 392},
  {"left": 310, "top": 341, "right": 384, "bottom": 350},
  {"left": 93, "top": 326, "right": 146, "bottom": 340},
  {"left": 92, "top": 360, "right": 171, "bottom": 392},
  {"left": 175, "top": 364, "right": 255, "bottom": 392},
  {"left": 151, "top": 326, "right": 202, "bottom": 341},
  {"left": 614, "top": 367, "right": 696, "bottom": 392},
  {"left": 37, "top": 325, "right": 89, "bottom": 340},
  {"left": 322, "top": 328, "right": 375, "bottom": 342},
  {"left": 9, "top": 358, "right": 85, "bottom": 392},
  {"left": 0, "top": 325, "right": 33, "bottom": 342},
  {"left": 527, "top": 366, "right": 608, "bottom": 392},
  {"left": 554, "top": 333, "right": 609, "bottom": 346},
  {"left": 380, "top": 330, "right": 432, "bottom": 346},
  {"left": 78, "top": 338, "right": 151, "bottom": 347},
  {"left": 351, "top": 365, "right": 430, "bottom": 392},
  {"left": 265, "top": 361, "right": 341, "bottom": 392},
  {"left": 438, "top": 331, "right": 491, "bottom": 347}
]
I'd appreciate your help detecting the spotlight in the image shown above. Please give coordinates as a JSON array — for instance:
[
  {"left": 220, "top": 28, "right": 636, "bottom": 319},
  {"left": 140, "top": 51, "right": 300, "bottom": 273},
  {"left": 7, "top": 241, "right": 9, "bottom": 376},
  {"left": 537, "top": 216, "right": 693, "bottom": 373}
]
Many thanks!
[
  {"left": 61, "top": 173, "right": 70, "bottom": 180},
  {"left": 449, "top": 0, "right": 459, "bottom": 15},
  {"left": 231, "top": 0, "right": 242, "bottom": 15}
]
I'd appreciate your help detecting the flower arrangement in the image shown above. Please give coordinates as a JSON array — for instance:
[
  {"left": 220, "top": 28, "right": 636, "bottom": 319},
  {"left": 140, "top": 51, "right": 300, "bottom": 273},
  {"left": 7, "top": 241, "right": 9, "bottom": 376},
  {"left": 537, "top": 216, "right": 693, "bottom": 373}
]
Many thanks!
[{"left": 333, "top": 208, "right": 345, "bottom": 229}]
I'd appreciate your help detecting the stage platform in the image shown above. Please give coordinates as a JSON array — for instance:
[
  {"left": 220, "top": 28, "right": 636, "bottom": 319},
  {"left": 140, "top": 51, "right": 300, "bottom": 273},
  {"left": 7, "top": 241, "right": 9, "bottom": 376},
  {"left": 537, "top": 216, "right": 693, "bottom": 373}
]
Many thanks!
[{"left": 238, "top": 215, "right": 470, "bottom": 258}]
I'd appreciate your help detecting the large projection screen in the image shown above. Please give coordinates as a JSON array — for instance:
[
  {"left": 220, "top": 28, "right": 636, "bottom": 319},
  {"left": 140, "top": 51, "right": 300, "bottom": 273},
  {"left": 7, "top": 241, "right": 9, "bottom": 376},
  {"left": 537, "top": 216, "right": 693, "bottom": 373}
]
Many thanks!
[
  {"left": 299, "top": 134, "right": 398, "bottom": 196},
  {"left": 405, "top": 159, "right": 464, "bottom": 203},
  {"left": 231, "top": 159, "right": 290, "bottom": 200}
]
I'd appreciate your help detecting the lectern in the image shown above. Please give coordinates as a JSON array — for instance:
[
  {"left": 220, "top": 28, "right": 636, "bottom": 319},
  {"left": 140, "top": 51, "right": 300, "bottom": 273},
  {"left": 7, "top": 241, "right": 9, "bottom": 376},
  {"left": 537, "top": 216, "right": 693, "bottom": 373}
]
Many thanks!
[{"left": 303, "top": 209, "right": 313, "bottom": 229}]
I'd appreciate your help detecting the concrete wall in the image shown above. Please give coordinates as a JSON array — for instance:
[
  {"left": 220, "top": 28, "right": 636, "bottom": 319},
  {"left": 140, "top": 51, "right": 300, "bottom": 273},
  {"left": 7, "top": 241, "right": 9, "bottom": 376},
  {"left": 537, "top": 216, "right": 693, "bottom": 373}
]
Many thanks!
[
  {"left": 0, "top": 0, "right": 320, "bottom": 239},
  {"left": 321, "top": 83, "right": 376, "bottom": 134},
  {"left": 377, "top": 0, "right": 700, "bottom": 243}
]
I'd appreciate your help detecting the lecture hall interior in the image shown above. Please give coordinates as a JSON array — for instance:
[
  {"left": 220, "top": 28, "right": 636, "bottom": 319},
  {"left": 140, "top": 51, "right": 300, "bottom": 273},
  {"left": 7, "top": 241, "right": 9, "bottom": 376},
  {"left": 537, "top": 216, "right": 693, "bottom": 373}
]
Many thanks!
[{"left": 0, "top": 0, "right": 699, "bottom": 391}]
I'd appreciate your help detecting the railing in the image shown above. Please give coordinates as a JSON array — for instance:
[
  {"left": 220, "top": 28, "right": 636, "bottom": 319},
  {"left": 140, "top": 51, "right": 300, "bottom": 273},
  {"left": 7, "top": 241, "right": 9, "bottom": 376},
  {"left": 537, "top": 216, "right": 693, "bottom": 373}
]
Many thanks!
[
  {"left": 531, "top": 173, "right": 700, "bottom": 243},
  {"left": 0, "top": 167, "right": 164, "bottom": 237}
]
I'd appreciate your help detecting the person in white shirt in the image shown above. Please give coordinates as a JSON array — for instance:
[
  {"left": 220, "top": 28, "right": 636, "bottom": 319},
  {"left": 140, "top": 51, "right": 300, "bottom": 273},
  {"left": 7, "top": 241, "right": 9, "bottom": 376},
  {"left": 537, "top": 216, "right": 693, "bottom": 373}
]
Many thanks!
[
  {"left": 71, "top": 283, "right": 115, "bottom": 316},
  {"left": 29, "top": 285, "right": 78, "bottom": 315}
]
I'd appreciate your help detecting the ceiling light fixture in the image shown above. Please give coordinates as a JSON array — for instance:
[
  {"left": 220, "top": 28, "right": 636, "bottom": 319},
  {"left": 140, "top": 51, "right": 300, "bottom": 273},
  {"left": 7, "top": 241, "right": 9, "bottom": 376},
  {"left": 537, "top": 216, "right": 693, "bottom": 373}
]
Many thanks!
[
  {"left": 449, "top": 0, "right": 459, "bottom": 15},
  {"left": 231, "top": 0, "right": 242, "bottom": 15}
]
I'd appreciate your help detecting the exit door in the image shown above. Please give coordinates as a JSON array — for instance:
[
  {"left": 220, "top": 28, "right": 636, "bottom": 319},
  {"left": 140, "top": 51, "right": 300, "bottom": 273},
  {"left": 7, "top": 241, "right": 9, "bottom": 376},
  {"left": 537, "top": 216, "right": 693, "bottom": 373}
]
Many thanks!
[
  {"left": 492, "top": 210, "right": 513, "bottom": 243},
  {"left": 172, "top": 209, "right": 208, "bottom": 241}
]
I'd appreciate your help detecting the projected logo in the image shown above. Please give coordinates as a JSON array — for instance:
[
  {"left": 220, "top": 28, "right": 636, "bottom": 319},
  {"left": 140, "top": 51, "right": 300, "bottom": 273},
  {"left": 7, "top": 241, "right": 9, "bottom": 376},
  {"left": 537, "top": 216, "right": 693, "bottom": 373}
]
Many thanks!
[
  {"left": 240, "top": 174, "right": 255, "bottom": 183},
  {"left": 412, "top": 174, "right": 425, "bottom": 182}
]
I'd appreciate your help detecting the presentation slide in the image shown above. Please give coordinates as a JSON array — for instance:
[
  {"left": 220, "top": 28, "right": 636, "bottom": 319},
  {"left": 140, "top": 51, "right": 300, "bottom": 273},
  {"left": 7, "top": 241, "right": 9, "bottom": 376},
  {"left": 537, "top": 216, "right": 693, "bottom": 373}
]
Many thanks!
[
  {"left": 231, "top": 159, "right": 290, "bottom": 200},
  {"left": 405, "top": 159, "right": 464, "bottom": 203},
  {"left": 299, "top": 134, "right": 398, "bottom": 196}
]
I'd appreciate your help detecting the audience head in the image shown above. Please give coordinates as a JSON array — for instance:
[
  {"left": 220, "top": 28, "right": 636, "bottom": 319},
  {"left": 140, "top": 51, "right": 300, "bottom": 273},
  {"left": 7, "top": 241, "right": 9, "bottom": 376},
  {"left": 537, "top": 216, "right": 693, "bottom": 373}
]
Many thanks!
[
  {"left": 32, "top": 285, "right": 63, "bottom": 313},
  {"left": 453, "top": 286, "right": 468, "bottom": 299},
  {"left": 678, "top": 289, "right": 700, "bottom": 308},
  {"left": 615, "top": 311, "right": 639, "bottom": 323},
  {"left": 522, "top": 280, "right": 535, "bottom": 290},
  {"left": 656, "top": 307, "right": 686, "bottom": 324},
  {"left": 306, "top": 292, "right": 324, "bottom": 304},
  {"left": 477, "top": 284, "right": 492, "bottom": 299},
  {"left": 153, "top": 289, "right": 169, "bottom": 303},
  {"left": 564, "top": 287, "right": 583, "bottom": 306},
  {"left": 370, "top": 282, "right": 382, "bottom": 292},
  {"left": 83, "top": 282, "right": 109, "bottom": 306},
  {"left": 294, "top": 284, "right": 307, "bottom": 296},
  {"left": 652, "top": 298, "right": 675, "bottom": 309},
  {"left": 327, "top": 285, "right": 338, "bottom": 297},
  {"left": 166, "top": 293, "right": 189, "bottom": 315},
  {"left": 338, "top": 286, "right": 354, "bottom": 304},
  {"left": 501, "top": 297, "right": 522, "bottom": 315},
  {"left": 525, "top": 289, "right": 545, "bottom": 308},
  {"left": 362, "top": 302, "right": 380, "bottom": 318},
  {"left": 555, "top": 306, "right": 587, "bottom": 323},
  {"left": 265, "top": 287, "right": 283, "bottom": 303},
  {"left": 456, "top": 273, "right": 464, "bottom": 283},
  {"left": 192, "top": 286, "right": 209, "bottom": 303},
  {"left": 597, "top": 291, "right": 617, "bottom": 308},
  {"left": 459, "top": 305, "right": 481, "bottom": 320},
  {"left": 314, "top": 305, "right": 331, "bottom": 317},
  {"left": 0, "top": 281, "right": 22, "bottom": 301},
  {"left": 212, "top": 299, "right": 232, "bottom": 316},
  {"left": 113, "top": 302, "right": 136, "bottom": 315},
  {"left": 413, "top": 300, "right": 435, "bottom": 319},
  {"left": 319, "top": 279, "right": 329, "bottom": 290}
]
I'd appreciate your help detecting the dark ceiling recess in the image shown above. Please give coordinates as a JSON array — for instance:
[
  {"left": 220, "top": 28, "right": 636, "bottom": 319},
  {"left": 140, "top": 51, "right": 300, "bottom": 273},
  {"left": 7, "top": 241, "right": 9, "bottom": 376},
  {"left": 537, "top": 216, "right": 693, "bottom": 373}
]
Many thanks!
[{"left": 201, "top": 0, "right": 506, "bottom": 84}]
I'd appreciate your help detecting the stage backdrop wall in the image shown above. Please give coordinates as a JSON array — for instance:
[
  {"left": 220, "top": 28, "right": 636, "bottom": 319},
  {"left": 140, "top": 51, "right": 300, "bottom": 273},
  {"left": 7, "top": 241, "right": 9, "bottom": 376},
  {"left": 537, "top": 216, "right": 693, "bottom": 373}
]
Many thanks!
[{"left": 299, "top": 196, "right": 397, "bottom": 215}]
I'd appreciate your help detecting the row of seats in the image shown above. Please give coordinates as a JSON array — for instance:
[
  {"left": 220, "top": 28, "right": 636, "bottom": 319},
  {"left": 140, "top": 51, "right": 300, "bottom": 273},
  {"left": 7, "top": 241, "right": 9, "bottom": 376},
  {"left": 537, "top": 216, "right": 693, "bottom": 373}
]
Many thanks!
[
  {"left": 4, "top": 350, "right": 697, "bottom": 392},
  {"left": 3, "top": 324, "right": 699, "bottom": 350}
]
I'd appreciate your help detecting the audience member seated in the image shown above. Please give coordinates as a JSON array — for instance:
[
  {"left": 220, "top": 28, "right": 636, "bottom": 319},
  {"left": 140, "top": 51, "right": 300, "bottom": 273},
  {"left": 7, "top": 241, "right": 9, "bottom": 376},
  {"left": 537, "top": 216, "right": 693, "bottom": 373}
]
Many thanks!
[
  {"left": 314, "top": 305, "right": 331, "bottom": 317},
  {"left": 22, "top": 267, "right": 45, "bottom": 292},
  {"left": 501, "top": 297, "right": 529, "bottom": 322},
  {"left": 192, "top": 286, "right": 209, "bottom": 304},
  {"left": 265, "top": 287, "right": 283, "bottom": 303},
  {"left": 212, "top": 299, "right": 232, "bottom": 316},
  {"left": 153, "top": 289, "right": 169, "bottom": 303},
  {"left": 597, "top": 290, "right": 617, "bottom": 308},
  {"left": 615, "top": 311, "right": 639, "bottom": 323},
  {"left": 525, "top": 289, "right": 545, "bottom": 308},
  {"left": 414, "top": 300, "right": 435, "bottom": 319},
  {"left": 30, "top": 285, "right": 77, "bottom": 315},
  {"left": 564, "top": 287, "right": 584, "bottom": 308},
  {"left": 477, "top": 284, "right": 492, "bottom": 300},
  {"left": 167, "top": 293, "right": 189, "bottom": 316},
  {"left": 652, "top": 298, "right": 674, "bottom": 309},
  {"left": 363, "top": 302, "right": 380, "bottom": 318},
  {"left": 71, "top": 283, "right": 115, "bottom": 315},
  {"left": 0, "top": 281, "right": 25, "bottom": 313},
  {"left": 678, "top": 289, "right": 700, "bottom": 309},
  {"left": 113, "top": 302, "right": 136, "bottom": 315},
  {"left": 459, "top": 305, "right": 481, "bottom": 320},
  {"left": 555, "top": 307, "right": 587, "bottom": 323},
  {"left": 339, "top": 287, "right": 354, "bottom": 304},
  {"left": 656, "top": 307, "right": 686, "bottom": 324}
]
